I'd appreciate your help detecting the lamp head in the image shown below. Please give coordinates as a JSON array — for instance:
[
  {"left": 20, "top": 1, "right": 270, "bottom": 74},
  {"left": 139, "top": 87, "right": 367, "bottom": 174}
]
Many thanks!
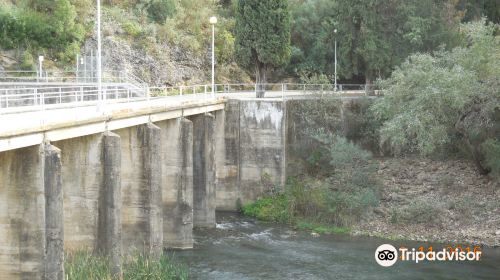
[{"left": 210, "top": 16, "right": 217, "bottom": 24}]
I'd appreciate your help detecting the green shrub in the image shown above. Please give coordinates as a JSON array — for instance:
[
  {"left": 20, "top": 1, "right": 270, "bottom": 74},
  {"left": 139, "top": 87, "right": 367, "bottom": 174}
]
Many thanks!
[
  {"left": 296, "top": 220, "right": 350, "bottom": 234},
  {"left": 481, "top": 139, "right": 500, "bottom": 179},
  {"left": 146, "top": 0, "right": 176, "bottom": 24},
  {"left": 0, "top": 1, "right": 84, "bottom": 63},
  {"left": 244, "top": 135, "right": 379, "bottom": 230},
  {"left": 122, "top": 21, "right": 142, "bottom": 37},
  {"left": 20, "top": 51, "right": 35, "bottom": 71},
  {"left": 242, "top": 195, "right": 290, "bottom": 223},
  {"left": 390, "top": 200, "right": 443, "bottom": 225}
]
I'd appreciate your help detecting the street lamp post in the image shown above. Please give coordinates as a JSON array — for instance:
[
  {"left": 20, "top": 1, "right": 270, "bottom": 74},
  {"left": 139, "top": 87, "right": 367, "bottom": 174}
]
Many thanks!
[
  {"left": 38, "top": 56, "right": 44, "bottom": 83},
  {"left": 96, "top": 0, "right": 103, "bottom": 112},
  {"left": 210, "top": 16, "right": 217, "bottom": 98},
  {"left": 334, "top": 28, "right": 338, "bottom": 91}
]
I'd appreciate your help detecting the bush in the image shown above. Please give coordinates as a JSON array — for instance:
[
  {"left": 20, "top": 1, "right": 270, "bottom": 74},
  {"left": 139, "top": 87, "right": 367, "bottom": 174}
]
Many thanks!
[
  {"left": 146, "top": 0, "right": 176, "bottom": 24},
  {"left": 244, "top": 135, "right": 379, "bottom": 229},
  {"left": 390, "top": 200, "right": 443, "bottom": 225},
  {"left": 242, "top": 195, "right": 290, "bottom": 223},
  {"left": 0, "top": 1, "right": 85, "bottom": 63},
  {"left": 20, "top": 51, "right": 35, "bottom": 71},
  {"left": 122, "top": 21, "right": 142, "bottom": 38},
  {"left": 373, "top": 20, "right": 499, "bottom": 174},
  {"left": 481, "top": 139, "right": 500, "bottom": 179}
]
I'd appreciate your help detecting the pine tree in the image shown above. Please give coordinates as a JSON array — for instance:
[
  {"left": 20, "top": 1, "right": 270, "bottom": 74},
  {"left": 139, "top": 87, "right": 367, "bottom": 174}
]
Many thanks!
[{"left": 234, "top": 0, "right": 291, "bottom": 97}]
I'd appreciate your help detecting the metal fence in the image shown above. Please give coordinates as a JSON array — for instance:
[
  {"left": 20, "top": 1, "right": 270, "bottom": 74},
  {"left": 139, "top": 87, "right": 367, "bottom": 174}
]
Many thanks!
[{"left": 0, "top": 83, "right": 375, "bottom": 114}]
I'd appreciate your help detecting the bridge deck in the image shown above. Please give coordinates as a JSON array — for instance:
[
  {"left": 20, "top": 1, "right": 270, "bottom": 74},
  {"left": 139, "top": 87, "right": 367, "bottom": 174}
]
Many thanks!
[{"left": 0, "top": 90, "right": 365, "bottom": 152}]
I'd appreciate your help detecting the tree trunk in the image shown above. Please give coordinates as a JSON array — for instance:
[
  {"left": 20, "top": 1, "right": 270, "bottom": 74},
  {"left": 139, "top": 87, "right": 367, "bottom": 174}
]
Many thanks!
[{"left": 255, "top": 63, "right": 267, "bottom": 98}]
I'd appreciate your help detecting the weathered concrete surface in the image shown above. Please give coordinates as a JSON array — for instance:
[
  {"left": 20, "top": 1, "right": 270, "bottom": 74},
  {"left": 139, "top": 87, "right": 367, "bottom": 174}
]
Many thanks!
[
  {"left": 138, "top": 123, "right": 163, "bottom": 257},
  {"left": 238, "top": 100, "right": 286, "bottom": 204},
  {"left": 53, "top": 134, "right": 103, "bottom": 251},
  {"left": 115, "top": 126, "right": 148, "bottom": 252},
  {"left": 0, "top": 146, "right": 45, "bottom": 279},
  {"left": 157, "top": 118, "right": 194, "bottom": 249},
  {"left": 43, "top": 144, "right": 64, "bottom": 280},
  {"left": 99, "top": 132, "right": 122, "bottom": 277},
  {"left": 190, "top": 114, "right": 216, "bottom": 228},
  {"left": 215, "top": 101, "right": 240, "bottom": 211}
]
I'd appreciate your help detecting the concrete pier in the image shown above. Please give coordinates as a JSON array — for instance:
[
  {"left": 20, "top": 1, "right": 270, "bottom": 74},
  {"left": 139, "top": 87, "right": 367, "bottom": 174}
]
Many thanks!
[
  {"left": 215, "top": 100, "right": 240, "bottom": 211},
  {"left": 0, "top": 146, "right": 45, "bottom": 279},
  {"left": 43, "top": 144, "right": 64, "bottom": 280},
  {"left": 138, "top": 123, "right": 163, "bottom": 257},
  {"left": 0, "top": 96, "right": 310, "bottom": 278},
  {"left": 190, "top": 114, "right": 216, "bottom": 228},
  {"left": 159, "top": 118, "right": 194, "bottom": 249},
  {"left": 99, "top": 132, "right": 122, "bottom": 278}
]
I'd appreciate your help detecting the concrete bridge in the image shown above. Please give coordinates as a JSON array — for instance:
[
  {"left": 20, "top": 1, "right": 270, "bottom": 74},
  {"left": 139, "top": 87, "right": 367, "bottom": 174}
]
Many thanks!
[{"left": 0, "top": 83, "right": 367, "bottom": 279}]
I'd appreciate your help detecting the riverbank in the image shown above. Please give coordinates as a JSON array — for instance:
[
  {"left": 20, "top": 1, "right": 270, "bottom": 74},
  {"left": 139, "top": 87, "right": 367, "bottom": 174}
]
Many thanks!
[
  {"left": 243, "top": 157, "right": 500, "bottom": 247},
  {"left": 352, "top": 157, "right": 500, "bottom": 247},
  {"left": 65, "top": 251, "right": 188, "bottom": 280}
]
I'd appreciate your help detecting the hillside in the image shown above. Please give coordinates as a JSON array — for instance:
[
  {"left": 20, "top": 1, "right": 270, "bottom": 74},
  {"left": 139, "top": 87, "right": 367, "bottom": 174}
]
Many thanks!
[{"left": 0, "top": 0, "right": 250, "bottom": 85}]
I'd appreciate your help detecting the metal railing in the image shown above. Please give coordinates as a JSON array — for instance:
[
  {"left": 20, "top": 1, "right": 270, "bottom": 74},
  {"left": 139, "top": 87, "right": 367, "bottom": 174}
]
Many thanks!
[{"left": 0, "top": 83, "right": 374, "bottom": 114}]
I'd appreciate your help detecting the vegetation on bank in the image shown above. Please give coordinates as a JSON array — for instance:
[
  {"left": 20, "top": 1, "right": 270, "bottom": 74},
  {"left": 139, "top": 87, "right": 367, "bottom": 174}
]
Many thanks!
[
  {"left": 243, "top": 134, "right": 380, "bottom": 235},
  {"left": 65, "top": 251, "right": 188, "bottom": 280},
  {"left": 243, "top": 21, "right": 499, "bottom": 235},
  {"left": 374, "top": 19, "right": 499, "bottom": 178}
]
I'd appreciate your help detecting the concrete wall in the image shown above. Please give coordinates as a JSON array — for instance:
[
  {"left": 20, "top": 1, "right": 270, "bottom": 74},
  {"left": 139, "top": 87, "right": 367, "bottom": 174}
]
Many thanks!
[
  {"left": 238, "top": 100, "right": 287, "bottom": 204},
  {"left": 0, "top": 146, "right": 45, "bottom": 279},
  {"left": 215, "top": 99, "right": 287, "bottom": 210}
]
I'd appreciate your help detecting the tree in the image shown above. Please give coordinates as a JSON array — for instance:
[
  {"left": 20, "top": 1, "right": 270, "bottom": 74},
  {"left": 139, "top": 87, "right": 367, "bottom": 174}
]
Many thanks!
[
  {"left": 234, "top": 0, "right": 291, "bottom": 97},
  {"left": 289, "top": 0, "right": 462, "bottom": 86},
  {"left": 372, "top": 20, "right": 499, "bottom": 175}
]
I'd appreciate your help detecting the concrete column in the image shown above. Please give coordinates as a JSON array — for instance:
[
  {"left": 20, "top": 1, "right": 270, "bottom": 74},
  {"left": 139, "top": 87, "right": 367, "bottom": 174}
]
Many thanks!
[
  {"left": 158, "top": 118, "right": 194, "bottom": 249},
  {"left": 43, "top": 144, "right": 64, "bottom": 280},
  {"left": 190, "top": 113, "right": 216, "bottom": 228},
  {"left": 215, "top": 101, "right": 241, "bottom": 211},
  {"left": 0, "top": 146, "right": 46, "bottom": 279},
  {"left": 138, "top": 123, "right": 163, "bottom": 257},
  {"left": 98, "top": 132, "right": 122, "bottom": 278}
]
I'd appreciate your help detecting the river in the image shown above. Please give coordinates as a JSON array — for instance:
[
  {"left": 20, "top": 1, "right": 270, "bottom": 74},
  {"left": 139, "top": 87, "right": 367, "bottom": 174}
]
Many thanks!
[{"left": 168, "top": 212, "right": 500, "bottom": 280}]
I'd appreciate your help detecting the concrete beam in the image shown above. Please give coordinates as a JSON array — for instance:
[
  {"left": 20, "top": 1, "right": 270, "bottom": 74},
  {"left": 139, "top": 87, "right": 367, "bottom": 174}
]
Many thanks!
[
  {"left": 43, "top": 144, "right": 64, "bottom": 280},
  {"left": 98, "top": 132, "right": 122, "bottom": 278},
  {"left": 158, "top": 118, "right": 194, "bottom": 249},
  {"left": 190, "top": 113, "right": 216, "bottom": 228}
]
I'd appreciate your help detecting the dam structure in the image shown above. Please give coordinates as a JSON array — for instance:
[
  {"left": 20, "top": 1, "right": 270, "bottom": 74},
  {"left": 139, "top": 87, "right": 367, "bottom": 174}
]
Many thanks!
[{"left": 0, "top": 82, "right": 367, "bottom": 279}]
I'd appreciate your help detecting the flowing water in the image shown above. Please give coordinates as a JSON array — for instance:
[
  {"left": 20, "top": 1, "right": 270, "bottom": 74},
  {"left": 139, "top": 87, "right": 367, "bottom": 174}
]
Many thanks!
[{"left": 168, "top": 212, "right": 500, "bottom": 280}]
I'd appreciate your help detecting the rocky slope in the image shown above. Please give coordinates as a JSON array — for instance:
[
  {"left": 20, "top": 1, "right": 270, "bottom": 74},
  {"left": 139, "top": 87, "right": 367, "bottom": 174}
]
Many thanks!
[{"left": 353, "top": 157, "right": 500, "bottom": 246}]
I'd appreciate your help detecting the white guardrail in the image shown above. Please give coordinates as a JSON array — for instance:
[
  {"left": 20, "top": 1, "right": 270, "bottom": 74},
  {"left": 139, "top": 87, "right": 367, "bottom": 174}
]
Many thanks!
[{"left": 0, "top": 83, "right": 374, "bottom": 114}]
